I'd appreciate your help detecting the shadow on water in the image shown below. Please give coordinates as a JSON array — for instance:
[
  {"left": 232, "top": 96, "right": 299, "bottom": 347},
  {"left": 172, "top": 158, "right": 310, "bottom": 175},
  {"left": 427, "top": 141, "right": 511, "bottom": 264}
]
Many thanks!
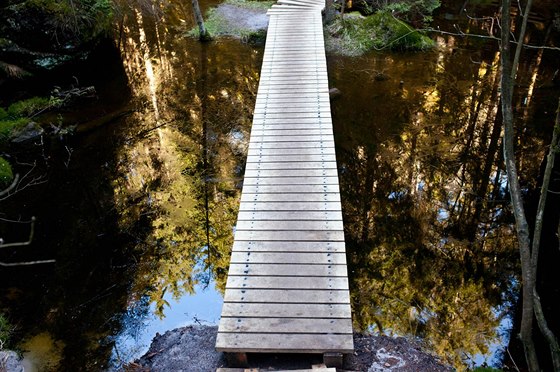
[{"left": 0, "top": 0, "right": 559, "bottom": 370}]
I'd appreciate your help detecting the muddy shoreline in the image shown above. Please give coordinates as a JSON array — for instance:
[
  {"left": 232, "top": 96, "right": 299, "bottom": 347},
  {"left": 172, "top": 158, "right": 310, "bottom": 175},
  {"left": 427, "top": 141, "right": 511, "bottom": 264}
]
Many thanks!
[{"left": 127, "top": 325, "right": 452, "bottom": 371}]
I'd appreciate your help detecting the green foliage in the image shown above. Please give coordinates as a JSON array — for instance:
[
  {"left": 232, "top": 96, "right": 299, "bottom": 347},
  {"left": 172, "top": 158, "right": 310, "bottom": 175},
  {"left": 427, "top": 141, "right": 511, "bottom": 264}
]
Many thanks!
[
  {"left": 0, "top": 108, "right": 7, "bottom": 120},
  {"left": 0, "top": 312, "right": 11, "bottom": 348},
  {"left": 383, "top": 0, "right": 441, "bottom": 25},
  {"left": 0, "top": 118, "right": 30, "bottom": 139},
  {"left": 326, "top": 11, "right": 434, "bottom": 56},
  {"left": 7, "top": 96, "right": 61, "bottom": 118},
  {"left": 27, "top": 0, "right": 114, "bottom": 42}
]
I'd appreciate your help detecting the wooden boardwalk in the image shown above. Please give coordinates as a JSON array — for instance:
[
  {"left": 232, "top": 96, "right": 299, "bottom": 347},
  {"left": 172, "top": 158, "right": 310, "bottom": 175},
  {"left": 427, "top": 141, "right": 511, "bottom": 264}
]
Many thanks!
[{"left": 215, "top": 0, "right": 354, "bottom": 358}]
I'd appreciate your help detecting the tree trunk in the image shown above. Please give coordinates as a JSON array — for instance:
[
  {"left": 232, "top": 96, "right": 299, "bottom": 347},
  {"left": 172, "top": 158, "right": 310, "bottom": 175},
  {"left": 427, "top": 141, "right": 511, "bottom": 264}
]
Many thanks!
[
  {"left": 500, "top": 0, "right": 539, "bottom": 370},
  {"left": 192, "top": 0, "right": 211, "bottom": 41}
]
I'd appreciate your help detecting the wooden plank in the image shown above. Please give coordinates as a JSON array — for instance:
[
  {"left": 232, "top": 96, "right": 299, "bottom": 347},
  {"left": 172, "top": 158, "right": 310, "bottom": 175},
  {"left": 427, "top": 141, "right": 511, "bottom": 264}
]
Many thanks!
[
  {"left": 249, "top": 131, "right": 333, "bottom": 138},
  {"left": 243, "top": 184, "right": 339, "bottom": 194},
  {"left": 224, "top": 289, "right": 350, "bottom": 303},
  {"left": 219, "top": 302, "right": 351, "bottom": 318},
  {"left": 233, "top": 230, "right": 345, "bottom": 241},
  {"left": 218, "top": 317, "right": 352, "bottom": 334},
  {"left": 249, "top": 126, "right": 331, "bottom": 133},
  {"left": 245, "top": 162, "right": 337, "bottom": 171},
  {"left": 222, "top": 275, "right": 348, "bottom": 290},
  {"left": 216, "top": 333, "right": 353, "bottom": 353},
  {"left": 240, "top": 192, "right": 340, "bottom": 203},
  {"left": 236, "top": 219, "right": 343, "bottom": 230},
  {"left": 253, "top": 101, "right": 330, "bottom": 108},
  {"left": 243, "top": 169, "right": 339, "bottom": 179},
  {"left": 228, "top": 263, "right": 347, "bottom": 277},
  {"left": 246, "top": 136, "right": 333, "bottom": 143},
  {"left": 230, "top": 252, "right": 346, "bottom": 264},
  {"left": 245, "top": 154, "right": 337, "bottom": 163},
  {"left": 252, "top": 117, "right": 331, "bottom": 124},
  {"left": 242, "top": 177, "right": 339, "bottom": 185},
  {"left": 247, "top": 147, "right": 336, "bottom": 156},
  {"left": 238, "top": 201, "right": 341, "bottom": 211},
  {"left": 236, "top": 210, "right": 343, "bottom": 221},
  {"left": 232, "top": 240, "right": 346, "bottom": 252},
  {"left": 248, "top": 140, "right": 334, "bottom": 148}
]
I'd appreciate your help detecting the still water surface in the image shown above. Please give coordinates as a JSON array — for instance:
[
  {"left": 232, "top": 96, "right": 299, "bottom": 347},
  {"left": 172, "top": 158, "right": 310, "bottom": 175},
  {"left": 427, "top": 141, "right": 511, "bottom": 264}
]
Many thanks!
[{"left": 1, "top": 0, "right": 559, "bottom": 370}]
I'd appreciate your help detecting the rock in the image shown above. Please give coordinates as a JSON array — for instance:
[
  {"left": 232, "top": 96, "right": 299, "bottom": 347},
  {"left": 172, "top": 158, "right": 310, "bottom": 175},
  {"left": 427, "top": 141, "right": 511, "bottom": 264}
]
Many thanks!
[
  {"left": 0, "top": 350, "right": 24, "bottom": 372},
  {"left": 11, "top": 122, "right": 44, "bottom": 143},
  {"left": 329, "top": 87, "right": 342, "bottom": 99}
]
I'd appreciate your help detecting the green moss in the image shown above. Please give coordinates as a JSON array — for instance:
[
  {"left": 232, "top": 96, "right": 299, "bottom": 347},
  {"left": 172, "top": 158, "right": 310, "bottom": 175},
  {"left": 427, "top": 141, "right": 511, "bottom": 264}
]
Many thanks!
[
  {"left": 0, "top": 157, "right": 13, "bottom": 188},
  {"left": 0, "top": 118, "right": 30, "bottom": 139},
  {"left": 0, "top": 108, "right": 7, "bottom": 120},
  {"left": 326, "top": 11, "right": 434, "bottom": 56},
  {"left": 7, "top": 96, "right": 62, "bottom": 118}
]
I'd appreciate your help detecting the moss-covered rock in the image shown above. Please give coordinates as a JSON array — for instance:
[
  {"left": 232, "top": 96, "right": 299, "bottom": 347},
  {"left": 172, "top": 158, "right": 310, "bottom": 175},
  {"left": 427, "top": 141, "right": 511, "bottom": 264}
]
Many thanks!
[{"left": 326, "top": 10, "right": 434, "bottom": 56}]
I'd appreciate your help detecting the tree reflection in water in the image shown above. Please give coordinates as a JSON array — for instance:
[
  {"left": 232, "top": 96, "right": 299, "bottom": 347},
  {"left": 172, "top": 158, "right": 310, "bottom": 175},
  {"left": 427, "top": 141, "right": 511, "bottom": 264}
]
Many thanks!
[
  {"left": 330, "top": 33, "right": 558, "bottom": 368},
  {"left": 111, "top": 0, "right": 260, "bottom": 318}
]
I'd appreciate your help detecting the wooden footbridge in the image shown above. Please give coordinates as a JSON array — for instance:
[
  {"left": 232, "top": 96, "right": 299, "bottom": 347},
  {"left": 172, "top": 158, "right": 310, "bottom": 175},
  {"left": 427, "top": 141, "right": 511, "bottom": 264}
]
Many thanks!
[{"left": 216, "top": 0, "right": 354, "bottom": 366}]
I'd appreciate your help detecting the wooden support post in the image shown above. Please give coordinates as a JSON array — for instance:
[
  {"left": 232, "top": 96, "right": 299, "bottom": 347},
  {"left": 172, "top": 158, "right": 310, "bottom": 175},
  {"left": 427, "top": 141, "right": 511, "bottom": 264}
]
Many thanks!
[
  {"left": 225, "top": 352, "right": 249, "bottom": 368},
  {"left": 323, "top": 352, "right": 343, "bottom": 368}
]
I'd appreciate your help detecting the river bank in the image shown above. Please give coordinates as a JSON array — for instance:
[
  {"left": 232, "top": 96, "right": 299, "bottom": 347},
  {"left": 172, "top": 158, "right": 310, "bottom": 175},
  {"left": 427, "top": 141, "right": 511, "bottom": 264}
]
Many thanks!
[{"left": 126, "top": 325, "right": 453, "bottom": 371}]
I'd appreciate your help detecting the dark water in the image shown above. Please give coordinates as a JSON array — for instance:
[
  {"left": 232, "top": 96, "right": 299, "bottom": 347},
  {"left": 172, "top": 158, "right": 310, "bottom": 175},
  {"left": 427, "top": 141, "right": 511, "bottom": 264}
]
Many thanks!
[{"left": 1, "top": 0, "right": 559, "bottom": 370}]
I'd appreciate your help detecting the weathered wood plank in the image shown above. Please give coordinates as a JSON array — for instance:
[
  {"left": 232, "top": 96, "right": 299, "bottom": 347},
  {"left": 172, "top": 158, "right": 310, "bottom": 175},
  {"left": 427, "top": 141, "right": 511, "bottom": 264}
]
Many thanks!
[
  {"left": 223, "top": 289, "right": 350, "bottom": 303},
  {"left": 243, "top": 184, "right": 339, "bottom": 194},
  {"left": 247, "top": 147, "right": 336, "bottom": 156},
  {"left": 236, "top": 219, "right": 343, "bottom": 230},
  {"left": 249, "top": 129, "right": 333, "bottom": 137},
  {"left": 218, "top": 317, "right": 352, "bottom": 334},
  {"left": 240, "top": 192, "right": 340, "bottom": 203},
  {"left": 246, "top": 136, "right": 333, "bottom": 143},
  {"left": 216, "top": 333, "right": 353, "bottom": 353},
  {"left": 242, "top": 177, "right": 339, "bottom": 186},
  {"left": 220, "top": 302, "right": 351, "bottom": 318},
  {"left": 233, "top": 230, "right": 345, "bottom": 241},
  {"left": 245, "top": 162, "right": 337, "bottom": 171},
  {"left": 236, "top": 210, "right": 343, "bottom": 221},
  {"left": 228, "top": 263, "right": 347, "bottom": 277},
  {"left": 226, "top": 276, "right": 349, "bottom": 291},
  {"left": 232, "top": 240, "right": 346, "bottom": 252},
  {"left": 252, "top": 117, "right": 331, "bottom": 124},
  {"left": 243, "top": 169, "right": 339, "bottom": 179},
  {"left": 247, "top": 141, "right": 334, "bottom": 149},
  {"left": 238, "top": 201, "right": 341, "bottom": 211},
  {"left": 245, "top": 154, "right": 337, "bottom": 163},
  {"left": 230, "top": 252, "right": 346, "bottom": 264}
]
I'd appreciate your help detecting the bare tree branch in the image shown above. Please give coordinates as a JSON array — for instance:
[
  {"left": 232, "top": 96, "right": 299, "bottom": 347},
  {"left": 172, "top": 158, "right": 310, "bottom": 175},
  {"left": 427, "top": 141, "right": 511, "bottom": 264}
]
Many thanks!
[
  {"left": 0, "top": 174, "right": 20, "bottom": 197},
  {"left": 0, "top": 259, "right": 55, "bottom": 267},
  {"left": 0, "top": 217, "right": 36, "bottom": 249},
  {"left": 534, "top": 288, "right": 560, "bottom": 371},
  {"left": 425, "top": 28, "right": 560, "bottom": 52}
]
